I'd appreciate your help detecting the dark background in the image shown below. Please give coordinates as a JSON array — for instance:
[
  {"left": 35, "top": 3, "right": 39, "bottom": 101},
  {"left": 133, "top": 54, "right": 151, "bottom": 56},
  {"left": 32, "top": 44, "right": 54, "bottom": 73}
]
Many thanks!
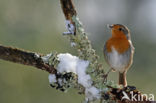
[{"left": 0, "top": 0, "right": 155, "bottom": 103}]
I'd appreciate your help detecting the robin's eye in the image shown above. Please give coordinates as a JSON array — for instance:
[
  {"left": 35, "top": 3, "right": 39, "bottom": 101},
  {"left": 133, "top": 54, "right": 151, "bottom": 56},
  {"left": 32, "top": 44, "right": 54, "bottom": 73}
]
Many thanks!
[{"left": 119, "top": 28, "right": 122, "bottom": 31}]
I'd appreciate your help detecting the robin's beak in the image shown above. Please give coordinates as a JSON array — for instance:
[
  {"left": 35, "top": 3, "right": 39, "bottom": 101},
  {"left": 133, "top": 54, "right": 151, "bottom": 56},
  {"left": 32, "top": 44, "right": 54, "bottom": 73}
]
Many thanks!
[{"left": 107, "top": 24, "right": 113, "bottom": 29}]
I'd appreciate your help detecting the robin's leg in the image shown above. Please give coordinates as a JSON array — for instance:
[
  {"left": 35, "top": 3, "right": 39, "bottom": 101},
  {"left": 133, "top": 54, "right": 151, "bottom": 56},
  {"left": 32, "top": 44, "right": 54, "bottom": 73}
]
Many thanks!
[{"left": 103, "top": 68, "right": 113, "bottom": 83}]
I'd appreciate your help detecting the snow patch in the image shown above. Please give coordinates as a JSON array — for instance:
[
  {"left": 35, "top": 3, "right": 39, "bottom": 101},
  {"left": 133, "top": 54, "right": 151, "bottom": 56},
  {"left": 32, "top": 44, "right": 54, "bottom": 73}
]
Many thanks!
[
  {"left": 85, "top": 86, "right": 101, "bottom": 101},
  {"left": 48, "top": 74, "right": 57, "bottom": 84},
  {"left": 63, "top": 20, "right": 75, "bottom": 35},
  {"left": 49, "top": 53, "right": 100, "bottom": 101}
]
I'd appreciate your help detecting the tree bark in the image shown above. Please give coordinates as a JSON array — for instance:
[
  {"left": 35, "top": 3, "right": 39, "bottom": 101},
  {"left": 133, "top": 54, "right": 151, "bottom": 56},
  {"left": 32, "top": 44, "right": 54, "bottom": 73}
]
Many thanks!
[{"left": 0, "top": 45, "right": 56, "bottom": 74}]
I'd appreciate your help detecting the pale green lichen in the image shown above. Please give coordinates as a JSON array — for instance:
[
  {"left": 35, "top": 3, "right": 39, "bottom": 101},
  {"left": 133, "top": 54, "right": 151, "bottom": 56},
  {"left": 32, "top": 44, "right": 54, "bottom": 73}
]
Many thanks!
[
  {"left": 41, "top": 52, "right": 59, "bottom": 68},
  {"left": 69, "top": 16, "right": 105, "bottom": 85},
  {"left": 65, "top": 16, "right": 120, "bottom": 101},
  {"left": 45, "top": 15, "right": 119, "bottom": 102},
  {"left": 42, "top": 53, "right": 79, "bottom": 92}
]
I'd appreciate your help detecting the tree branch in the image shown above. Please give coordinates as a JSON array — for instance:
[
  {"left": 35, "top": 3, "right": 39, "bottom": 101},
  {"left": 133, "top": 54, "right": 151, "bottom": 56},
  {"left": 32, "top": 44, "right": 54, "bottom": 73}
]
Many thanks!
[
  {"left": 0, "top": 45, "right": 56, "bottom": 74},
  {"left": 60, "top": 0, "right": 77, "bottom": 35},
  {"left": 60, "top": 0, "right": 77, "bottom": 20}
]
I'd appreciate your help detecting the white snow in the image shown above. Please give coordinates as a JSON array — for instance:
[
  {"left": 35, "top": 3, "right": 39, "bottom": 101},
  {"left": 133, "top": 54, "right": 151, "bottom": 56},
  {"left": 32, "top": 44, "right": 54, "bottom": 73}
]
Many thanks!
[
  {"left": 70, "top": 42, "right": 76, "bottom": 47},
  {"left": 58, "top": 79, "right": 63, "bottom": 86},
  {"left": 57, "top": 53, "right": 78, "bottom": 74},
  {"left": 48, "top": 53, "right": 100, "bottom": 101},
  {"left": 76, "top": 60, "right": 92, "bottom": 88},
  {"left": 56, "top": 53, "right": 101, "bottom": 101},
  {"left": 42, "top": 53, "right": 52, "bottom": 63},
  {"left": 63, "top": 20, "right": 75, "bottom": 35},
  {"left": 48, "top": 74, "right": 57, "bottom": 84},
  {"left": 85, "top": 86, "right": 101, "bottom": 101}
]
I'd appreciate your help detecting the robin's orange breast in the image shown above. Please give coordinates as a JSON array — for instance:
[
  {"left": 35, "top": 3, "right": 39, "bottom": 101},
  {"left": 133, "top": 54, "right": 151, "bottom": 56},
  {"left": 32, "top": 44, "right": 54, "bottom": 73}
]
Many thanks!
[{"left": 105, "top": 36, "right": 130, "bottom": 54}]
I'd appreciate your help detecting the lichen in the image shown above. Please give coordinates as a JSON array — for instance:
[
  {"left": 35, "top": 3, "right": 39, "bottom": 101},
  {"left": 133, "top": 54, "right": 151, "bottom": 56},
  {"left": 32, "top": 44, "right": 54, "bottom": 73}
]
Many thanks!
[
  {"left": 45, "top": 15, "right": 119, "bottom": 102},
  {"left": 41, "top": 52, "right": 59, "bottom": 68}
]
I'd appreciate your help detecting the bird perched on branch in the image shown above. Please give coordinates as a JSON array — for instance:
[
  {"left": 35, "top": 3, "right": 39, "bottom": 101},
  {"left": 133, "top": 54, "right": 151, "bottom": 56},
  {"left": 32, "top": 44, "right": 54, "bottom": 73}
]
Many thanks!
[{"left": 104, "top": 24, "right": 134, "bottom": 87}]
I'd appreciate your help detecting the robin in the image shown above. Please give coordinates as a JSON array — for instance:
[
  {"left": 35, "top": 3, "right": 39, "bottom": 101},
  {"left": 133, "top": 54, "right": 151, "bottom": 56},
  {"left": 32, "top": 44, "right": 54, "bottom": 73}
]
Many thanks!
[{"left": 103, "top": 24, "right": 134, "bottom": 87}]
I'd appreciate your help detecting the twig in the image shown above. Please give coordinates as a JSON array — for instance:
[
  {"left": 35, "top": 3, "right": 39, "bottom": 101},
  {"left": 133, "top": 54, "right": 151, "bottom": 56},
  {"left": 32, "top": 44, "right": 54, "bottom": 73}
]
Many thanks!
[
  {"left": 60, "top": 0, "right": 77, "bottom": 20},
  {"left": 0, "top": 45, "right": 56, "bottom": 74},
  {"left": 60, "top": 0, "right": 77, "bottom": 35}
]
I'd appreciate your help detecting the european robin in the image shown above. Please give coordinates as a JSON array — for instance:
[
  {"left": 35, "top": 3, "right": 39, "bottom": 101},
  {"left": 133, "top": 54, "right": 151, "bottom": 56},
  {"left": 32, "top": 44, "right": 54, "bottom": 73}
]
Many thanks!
[{"left": 103, "top": 24, "right": 134, "bottom": 87}]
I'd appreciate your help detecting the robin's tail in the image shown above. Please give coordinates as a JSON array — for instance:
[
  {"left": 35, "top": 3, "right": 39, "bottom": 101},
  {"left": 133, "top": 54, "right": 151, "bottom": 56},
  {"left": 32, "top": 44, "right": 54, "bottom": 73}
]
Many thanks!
[{"left": 119, "top": 72, "right": 127, "bottom": 87}]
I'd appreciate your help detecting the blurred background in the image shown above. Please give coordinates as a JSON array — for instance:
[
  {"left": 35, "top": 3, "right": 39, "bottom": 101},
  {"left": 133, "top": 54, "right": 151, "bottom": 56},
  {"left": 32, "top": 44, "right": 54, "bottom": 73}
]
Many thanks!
[{"left": 0, "top": 0, "right": 156, "bottom": 103}]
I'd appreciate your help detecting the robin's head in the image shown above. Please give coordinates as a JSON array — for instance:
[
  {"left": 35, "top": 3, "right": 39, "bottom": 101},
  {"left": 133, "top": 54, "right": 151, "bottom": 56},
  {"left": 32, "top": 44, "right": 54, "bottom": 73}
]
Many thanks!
[{"left": 108, "top": 24, "right": 130, "bottom": 39}]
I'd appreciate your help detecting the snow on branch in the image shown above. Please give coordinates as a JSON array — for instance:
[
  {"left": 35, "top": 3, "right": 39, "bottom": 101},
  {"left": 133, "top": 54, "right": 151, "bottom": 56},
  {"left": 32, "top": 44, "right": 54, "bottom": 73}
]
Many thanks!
[{"left": 52, "top": 53, "right": 100, "bottom": 101}]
